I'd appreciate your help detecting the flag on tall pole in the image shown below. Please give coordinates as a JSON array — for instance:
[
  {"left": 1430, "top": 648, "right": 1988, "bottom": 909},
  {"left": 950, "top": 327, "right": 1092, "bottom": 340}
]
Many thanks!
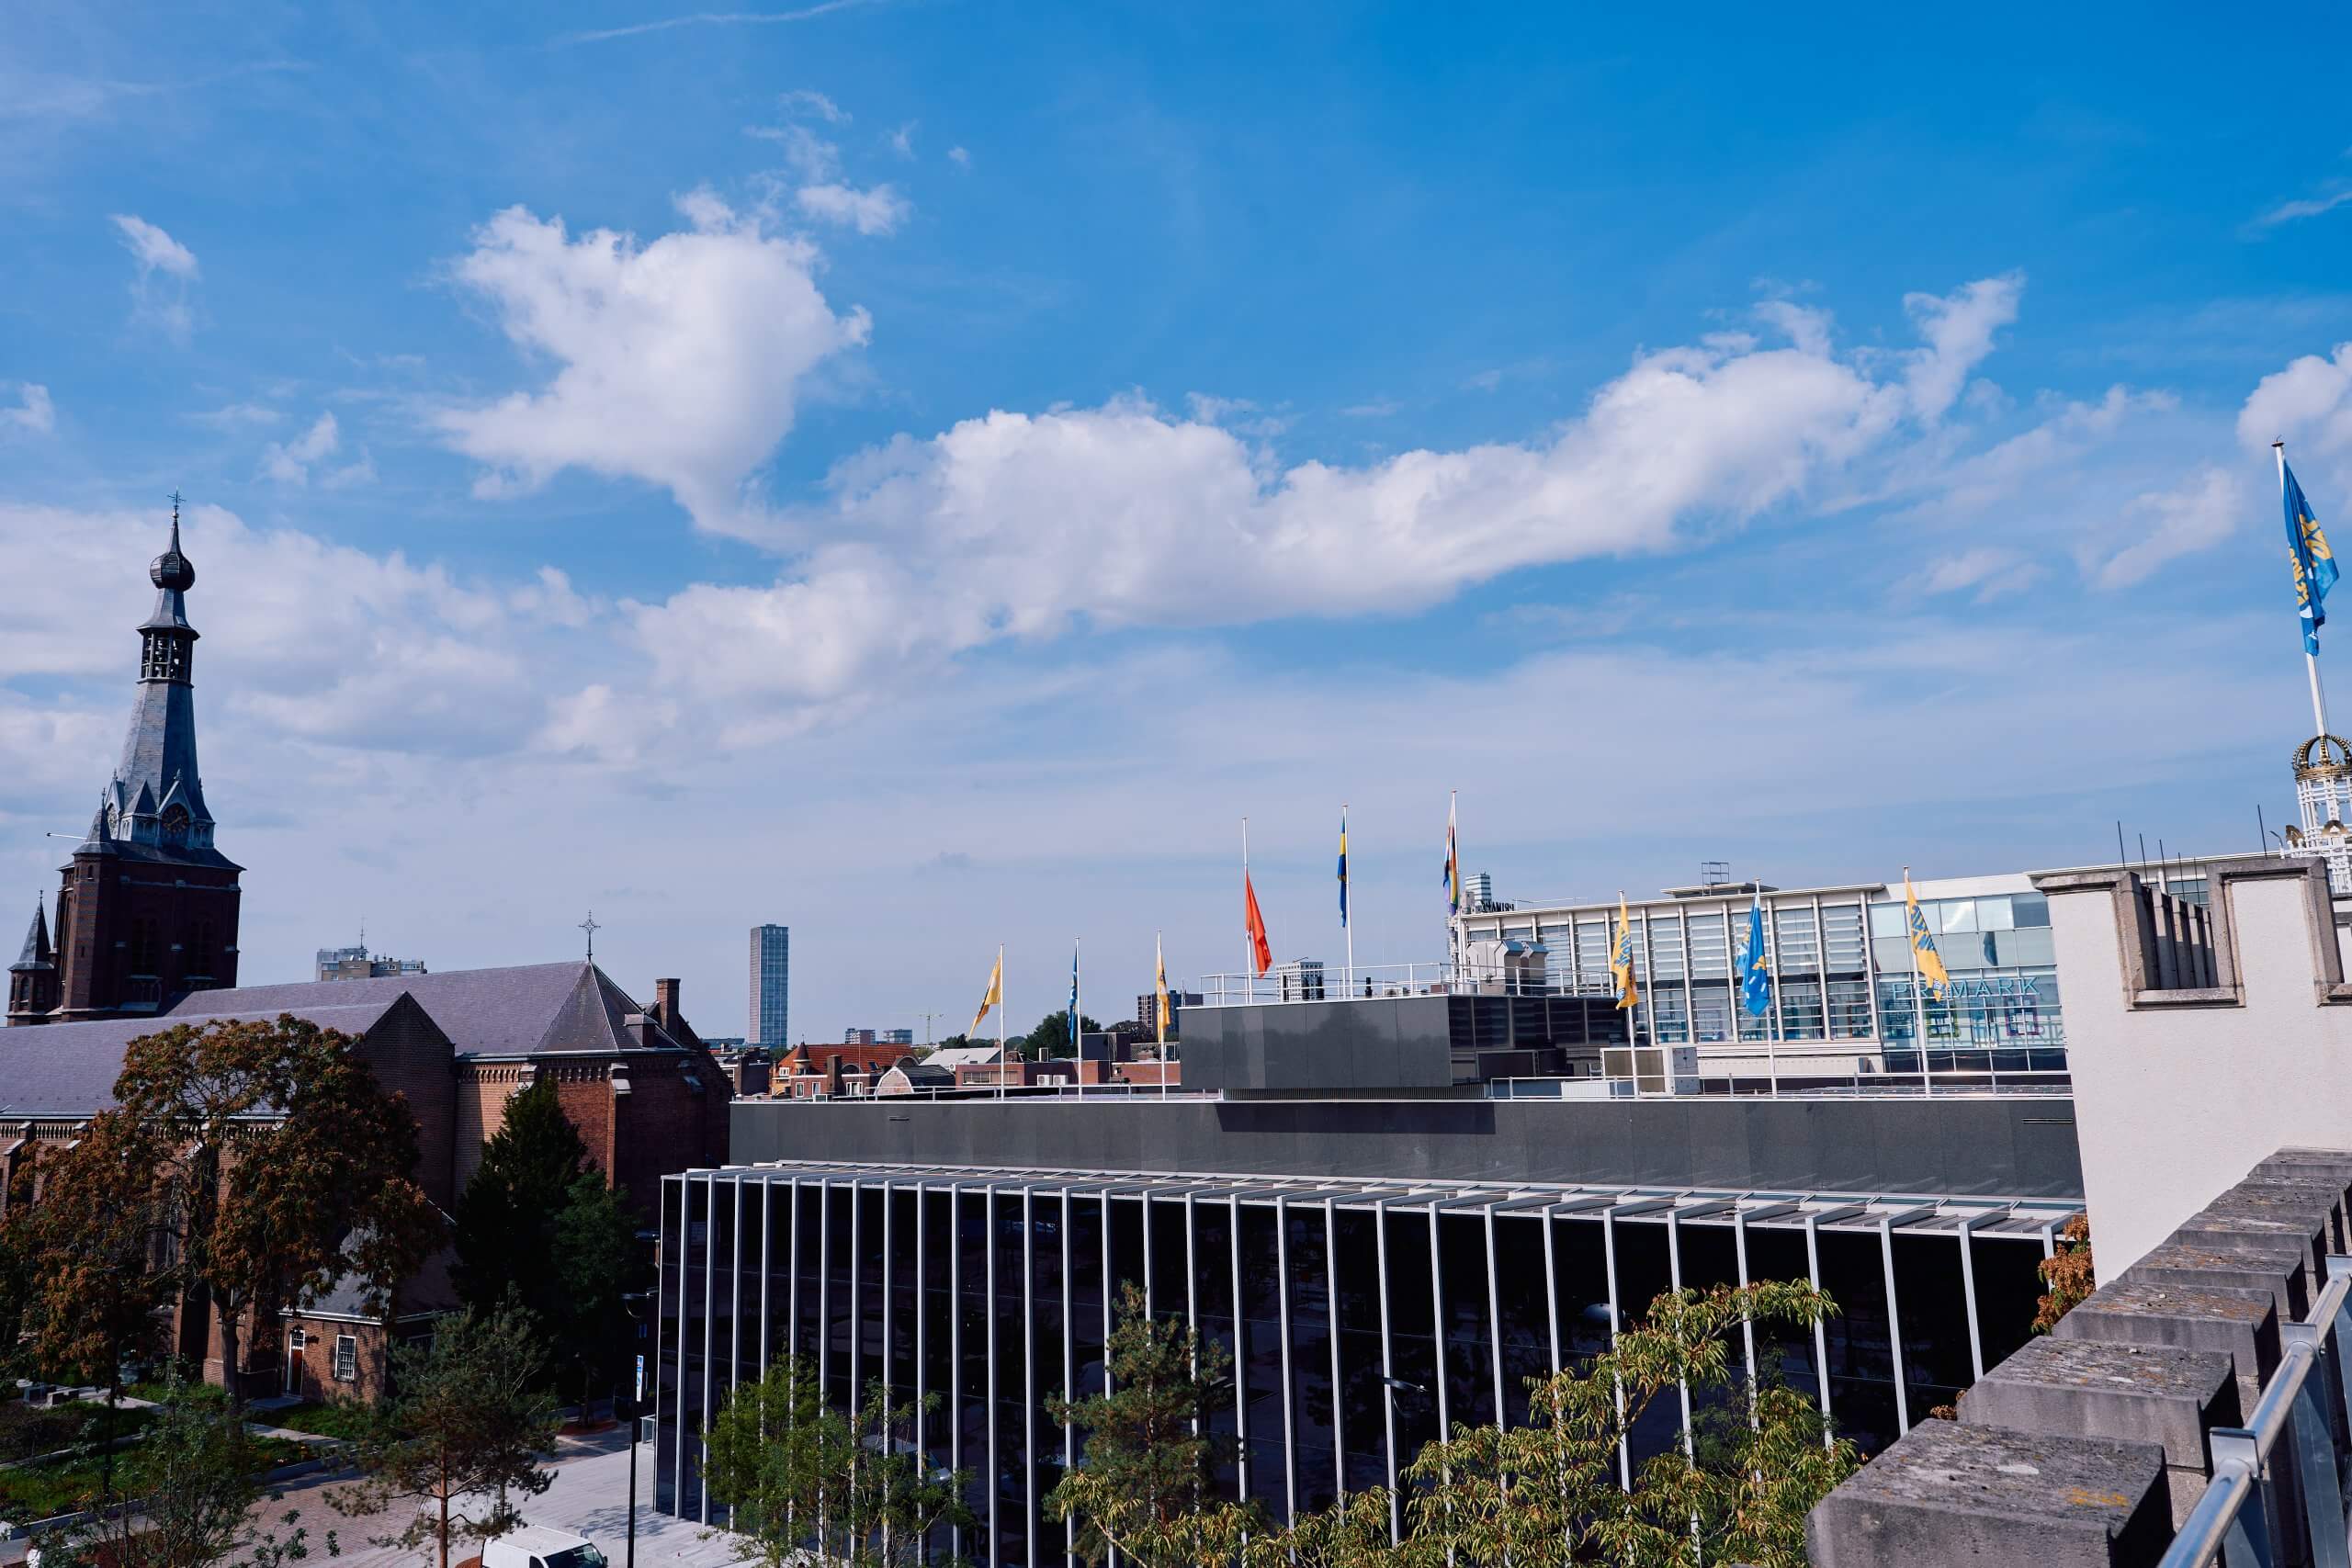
[
  {"left": 1068, "top": 939, "right": 1081, "bottom": 1061},
  {"left": 1441, "top": 792, "right": 1462, "bottom": 915},
  {"left": 2280, "top": 444, "right": 2337, "bottom": 739},
  {"left": 1337, "top": 807, "right": 1350, "bottom": 928},
  {"left": 1156, "top": 932, "right": 1171, "bottom": 1042},
  {"left": 1244, "top": 864, "right": 1272, "bottom": 978},
  {"left": 1155, "top": 930, "right": 1171, "bottom": 1099},
  {"left": 1904, "top": 869, "right": 1951, "bottom": 995},
  {"left": 968, "top": 948, "right": 1003, "bottom": 1036},
  {"left": 2282, "top": 449, "right": 2339, "bottom": 659},
  {"left": 1739, "top": 891, "right": 1771, "bottom": 1017},
  {"left": 1610, "top": 893, "right": 1639, "bottom": 1011}
]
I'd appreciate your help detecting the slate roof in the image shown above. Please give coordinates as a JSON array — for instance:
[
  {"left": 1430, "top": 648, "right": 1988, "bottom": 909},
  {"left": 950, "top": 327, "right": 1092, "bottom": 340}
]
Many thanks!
[
  {"left": 0, "top": 1000, "right": 402, "bottom": 1118},
  {"left": 156, "top": 960, "right": 692, "bottom": 1056},
  {"left": 12, "top": 902, "right": 48, "bottom": 971},
  {"left": 2, "top": 962, "right": 699, "bottom": 1120}
]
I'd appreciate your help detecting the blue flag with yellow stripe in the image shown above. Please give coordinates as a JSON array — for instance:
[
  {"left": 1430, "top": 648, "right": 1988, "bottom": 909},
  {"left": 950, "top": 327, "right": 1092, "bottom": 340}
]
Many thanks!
[{"left": 2285, "top": 457, "right": 2339, "bottom": 657}]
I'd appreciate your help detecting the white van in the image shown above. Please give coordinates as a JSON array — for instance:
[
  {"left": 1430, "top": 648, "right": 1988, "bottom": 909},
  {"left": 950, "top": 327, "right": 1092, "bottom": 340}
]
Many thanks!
[{"left": 481, "top": 1527, "right": 608, "bottom": 1568}]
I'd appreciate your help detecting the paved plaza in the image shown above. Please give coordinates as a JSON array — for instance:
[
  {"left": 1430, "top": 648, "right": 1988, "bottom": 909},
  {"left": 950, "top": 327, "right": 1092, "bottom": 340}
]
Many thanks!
[{"left": 3, "top": 1429, "right": 753, "bottom": 1568}]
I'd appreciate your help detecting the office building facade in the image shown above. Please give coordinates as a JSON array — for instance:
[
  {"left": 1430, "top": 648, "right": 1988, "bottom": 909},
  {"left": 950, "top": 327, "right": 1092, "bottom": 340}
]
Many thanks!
[
  {"left": 655, "top": 1158, "right": 2071, "bottom": 1562},
  {"left": 1448, "top": 872, "right": 2100, "bottom": 1081},
  {"left": 748, "top": 924, "right": 789, "bottom": 1047},
  {"left": 315, "top": 944, "right": 427, "bottom": 981}
]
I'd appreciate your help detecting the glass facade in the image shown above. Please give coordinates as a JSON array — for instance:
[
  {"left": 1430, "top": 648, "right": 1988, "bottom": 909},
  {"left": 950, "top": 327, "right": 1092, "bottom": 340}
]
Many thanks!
[
  {"left": 1484, "top": 881, "right": 2066, "bottom": 1077},
  {"left": 655, "top": 1164, "right": 2068, "bottom": 1562},
  {"left": 748, "top": 924, "right": 789, "bottom": 1048}
]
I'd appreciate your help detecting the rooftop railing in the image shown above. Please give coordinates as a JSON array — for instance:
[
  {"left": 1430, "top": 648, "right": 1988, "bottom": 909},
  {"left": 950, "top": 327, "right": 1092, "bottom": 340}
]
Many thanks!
[
  {"left": 1202, "top": 960, "right": 1586, "bottom": 1005},
  {"left": 2158, "top": 1256, "right": 2352, "bottom": 1568}
]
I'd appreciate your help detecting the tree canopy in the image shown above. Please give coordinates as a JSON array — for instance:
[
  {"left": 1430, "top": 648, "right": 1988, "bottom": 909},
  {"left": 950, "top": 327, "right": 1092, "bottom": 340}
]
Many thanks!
[
  {"left": 1020, "top": 1010, "right": 1102, "bottom": 1062},
  {"left": 452, "top": 1078, "right": 641, "bottom": 1399},
  {"left": 703, "top": 1358, "right": 974, "bottom": 1568},
  {"left": 28, "top": 1013, "right": 441, "bottom": 1412},
  {"left": 1051, "top": 1279, "right": 1861, "bottom": 1568},
  {"left": 335, "top": 1303, "right": 560, "bottom": 1568}
]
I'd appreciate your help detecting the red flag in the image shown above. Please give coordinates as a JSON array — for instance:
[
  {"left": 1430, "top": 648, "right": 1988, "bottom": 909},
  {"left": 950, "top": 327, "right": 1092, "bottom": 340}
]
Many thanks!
[{"left": 1244, "top": 870, "right": 1272, "bottom": 976}]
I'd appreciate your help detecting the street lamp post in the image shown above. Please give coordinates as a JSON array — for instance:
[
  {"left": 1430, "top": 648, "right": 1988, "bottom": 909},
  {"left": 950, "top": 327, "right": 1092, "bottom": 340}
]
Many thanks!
[{"left": 621, "top": 1289, "right": 655, "bottom": 1568}]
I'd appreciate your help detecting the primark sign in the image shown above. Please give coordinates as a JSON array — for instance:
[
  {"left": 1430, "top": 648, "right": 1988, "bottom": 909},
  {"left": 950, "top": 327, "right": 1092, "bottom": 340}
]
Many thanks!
[{"left": 1935, "top": 976, "right": 2042, "bottom": 1002}]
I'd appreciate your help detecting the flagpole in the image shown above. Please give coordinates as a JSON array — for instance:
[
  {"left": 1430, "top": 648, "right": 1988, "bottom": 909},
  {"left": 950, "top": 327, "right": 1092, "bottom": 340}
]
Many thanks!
[
  {"left": 997, "top": 942, "right": 1006, "bottom": 1101},
  {"left": 2282, "top": 441, "right": 2332, "bottom": 737},
  {"left": 1074, "top": 936, "right": 1083, "bottom": 1102},
  {"left": 1157, "top": 930, "right": 1168, "bottom": 1101},
  {"left": 1242, "top": 816, "right": 1252, "bottom": 1001}
]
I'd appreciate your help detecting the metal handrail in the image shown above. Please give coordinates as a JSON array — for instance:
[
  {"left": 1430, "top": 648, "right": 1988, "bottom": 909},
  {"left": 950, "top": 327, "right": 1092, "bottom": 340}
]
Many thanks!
[{"left": 2159, "top": 1256, "right": 2352, "bottom": 1567}]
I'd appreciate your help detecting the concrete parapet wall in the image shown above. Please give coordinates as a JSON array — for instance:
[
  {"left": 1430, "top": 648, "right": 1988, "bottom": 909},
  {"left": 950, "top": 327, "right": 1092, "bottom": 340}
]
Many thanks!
[{"left": 1806, "top": 1147, "right": 2348, "bottom": 1565}]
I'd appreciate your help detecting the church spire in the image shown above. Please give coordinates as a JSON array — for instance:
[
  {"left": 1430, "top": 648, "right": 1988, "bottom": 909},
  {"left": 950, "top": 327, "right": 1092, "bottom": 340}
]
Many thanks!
[
  {"left": 12, "top": 897, "right": 48, "bottom": 970},
  {"left": 101, "top": 497, "right": 218, "bottom": 854}
]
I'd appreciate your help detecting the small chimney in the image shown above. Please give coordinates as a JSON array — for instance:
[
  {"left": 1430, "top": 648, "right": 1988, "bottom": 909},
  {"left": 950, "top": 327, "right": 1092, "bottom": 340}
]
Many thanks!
[{"left": 653, "top": 977, "right": 680, "bottom": 1026}]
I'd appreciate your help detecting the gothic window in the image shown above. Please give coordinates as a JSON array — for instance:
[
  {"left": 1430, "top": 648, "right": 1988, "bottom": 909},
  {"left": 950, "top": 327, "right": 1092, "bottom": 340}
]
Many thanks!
[
  {"left": 129, "top": 919, "right": 158, "bottom": 976},
  {"left": 160, "top": 805, "right": 189, "bottom": 847},
  {"left": 190, "top": 919, "right": 214, "bottom": 977}
]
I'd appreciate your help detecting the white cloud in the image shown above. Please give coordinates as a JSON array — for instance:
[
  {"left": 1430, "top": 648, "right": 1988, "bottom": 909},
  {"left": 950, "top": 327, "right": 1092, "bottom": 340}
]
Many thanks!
[
  {"left": 109, "top": 213, "right": 197, "bottom": 277},
  {"left": 2255, "top": 187, "right": 2352, "bottom": 230},
  {"left": 747, "top": 121, "right": 840, "bottom": 181},
  {"left": 188, "top": 402, "right": 282, "bottom": 430},
  {"left": 1905, "top": 547, "right": 2041, "bottom": 602},
  {"left": 946, "top": 145, "right": 970, "bottom": 167},
  {"left": 779, "top": 89, "right": 846, "bottom": 124},
  {"left": 2, "top": 383, "right": 53, "bottom": 435},
  {"left": 793, "top": 181, "right": 909, "bottom": 235},
  {"left": 108, "top": 213, "right": 198, "bottom": 344},
  {"left": 432, "top": 195, "right": 872, "bottom": 534},
  {"left": 1901, "top": 272, "right": 2021, "bottom": 422},
  {"left": 623, "top": 276, "right": 2023, "bottom": 716},
  {"left": 2089, "top": 464, "right": 2251, "bottom": 589},
  {"left": 888, "top": 122, "right": 916, "bottom": 159},
  {"left": 260, "top": 412, "right": 341, "bottom": 486},
  {"left": 2240, "top": 343, "right": 2352, "bottom": 466}
]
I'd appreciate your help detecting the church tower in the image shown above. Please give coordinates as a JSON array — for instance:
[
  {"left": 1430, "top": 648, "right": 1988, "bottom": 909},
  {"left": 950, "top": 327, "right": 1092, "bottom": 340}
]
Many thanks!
[{"left": 17, "top": 502, "right": 243, "bottom": 1024}]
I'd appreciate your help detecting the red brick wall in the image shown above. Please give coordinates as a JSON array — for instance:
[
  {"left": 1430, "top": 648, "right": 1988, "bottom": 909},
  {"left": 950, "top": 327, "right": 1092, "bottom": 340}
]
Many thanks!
[{"left": 352, "top": 997, "right": 458, "bottom": 1210}]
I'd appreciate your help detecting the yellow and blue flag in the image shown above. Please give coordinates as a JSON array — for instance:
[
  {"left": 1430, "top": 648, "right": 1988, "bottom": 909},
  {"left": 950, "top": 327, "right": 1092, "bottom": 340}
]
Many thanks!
[
  {"left": 2285, "top": 457, "right": 2339, "bottom": 656},
  {"left": 1904, "top": 870, "right": 1951, "bottom": 995},
  {"left": 1610, "top": 893, "right": 1639, "bottom": 1011},
  {"left": 1338, "top": 807, "right": 1350, "bottom": 928},
  {"left": 1740, "top": 894, "right": 1771, "bottom": 1017}
]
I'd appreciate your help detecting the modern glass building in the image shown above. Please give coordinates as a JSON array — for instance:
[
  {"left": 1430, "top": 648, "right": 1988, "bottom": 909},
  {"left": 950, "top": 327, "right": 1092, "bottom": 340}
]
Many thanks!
[
  {"left": 1450, "top": 874, "right": 2108, "bottom": 1079},
  {"left": 654, "top": 1160, "right": 2075, "bottom": 1563},
  {"left": 748, "top": 923, "right": 789, "bottom": 1047}
]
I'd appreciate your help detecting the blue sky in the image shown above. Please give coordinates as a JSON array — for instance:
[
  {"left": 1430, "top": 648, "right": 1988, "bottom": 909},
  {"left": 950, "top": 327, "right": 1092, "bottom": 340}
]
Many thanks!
[{"left": 7, "top": 2, "right": 2352, "bottom": 1038}]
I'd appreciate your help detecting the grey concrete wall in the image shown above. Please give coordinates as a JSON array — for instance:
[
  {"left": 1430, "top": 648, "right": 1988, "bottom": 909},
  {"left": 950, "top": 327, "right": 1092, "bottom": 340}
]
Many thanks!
[
  {"left": 1181, "top": 993, "right": 1455, "bottom": 1093},
  {"left": 2041, "top": 856, "right": 2352, "bottom": 1277},
  {"left": 730, "top": 1092, "right": 2084, "bottom": 1196}
]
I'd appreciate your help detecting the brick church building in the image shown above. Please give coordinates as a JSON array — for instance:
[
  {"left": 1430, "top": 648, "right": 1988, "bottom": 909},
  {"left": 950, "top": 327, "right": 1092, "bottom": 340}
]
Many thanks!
[{"left": 3, "top": 508, "right": 731, "bottom": 1399}]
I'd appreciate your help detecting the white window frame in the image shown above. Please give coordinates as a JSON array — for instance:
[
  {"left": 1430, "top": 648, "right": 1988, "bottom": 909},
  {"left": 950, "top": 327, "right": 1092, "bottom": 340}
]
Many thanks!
[{"left": 333, "top": 1334, "right": 357, "bottom": 1382}]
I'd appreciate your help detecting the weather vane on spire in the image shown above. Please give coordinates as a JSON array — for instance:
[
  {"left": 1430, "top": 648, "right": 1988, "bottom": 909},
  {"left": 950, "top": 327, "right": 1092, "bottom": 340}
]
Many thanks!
[
  {"left": 580, "top": 910, "right": 601, "bottom": 962},
  {"left": 168, "top": 490, "right": 183, "bottom": 525}
]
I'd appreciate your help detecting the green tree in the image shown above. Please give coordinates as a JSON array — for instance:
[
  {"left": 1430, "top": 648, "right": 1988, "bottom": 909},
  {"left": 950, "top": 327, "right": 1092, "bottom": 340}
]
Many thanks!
[
  {"left": 1020, "top": 1010, "right": 1102, "bottom": 1062},
  {"left": 12, "top": 1110, "right": 178, "bottom": 1500},
  {"left": 550, "top": 1171, "right": 644, "bottom": 1404},
  {"left": 701, "top": 1356, "right": 974, "bottom": 1568},
  {"left": 77, "top": 1015, "right": 441, "bottom": 1413},
  {"left": 1046, "top": 1281, "right": 1272, "bottom": 1568},
  {"left": 1324, "top": 1281, "right": 1860, "bottom": 1568},
  {"left": 335, "top": 1304, "right": 560, "bottom": 1568},
  {"left": 453, "top": 1077, "right": 587, "bottom": 1329},
  {"left": 47, "top": 1373, "right": 327, "bottom": 1568}
]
